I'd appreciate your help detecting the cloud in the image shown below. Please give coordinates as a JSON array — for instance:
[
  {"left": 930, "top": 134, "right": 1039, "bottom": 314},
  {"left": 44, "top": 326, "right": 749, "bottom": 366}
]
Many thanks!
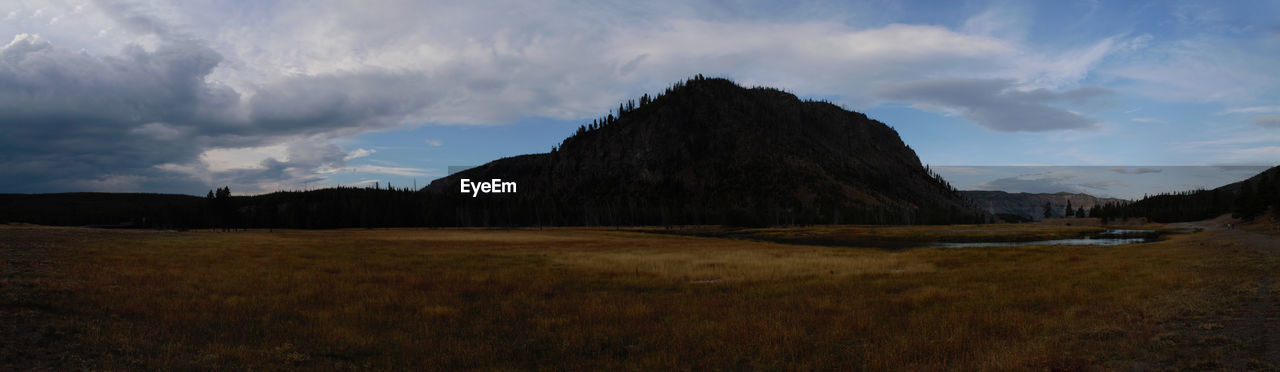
[
  {"left": 1109, "top": 167, "right": 1162, "bottom": 175},
  {"left": 424, "top": 139, "right": 444, "bottom": 147},
  {"left": 4, "top": 1, "right": 1055, "bottom": 193},
  {"left": 3, "top": 1, "right": 1271, "bottom": 193},
  {"left": 1172, "top": 132, "right": 1280, "bottom": 165},
  {"left": 247, "top": 71, "right": 442, "bottom": 135},
  {"left": 0, "top": 2, "right": 453, "bottom": 193},
  {"left": 1222, "top": 106, "right": 1280, "bottom": 114},
  {"left": 877, "top": 78, "right": 1108, "bottom": 132},
  {"left": 1252, "top": 115, "right": 1280, "bottom": 129},
  {"left": 1105, "top": 36, "right": 1279, "bottom": 103},
  {"left": 346, "top": 165, "right": 431, "bottom": 177},
  {"left": 93, "top": 0, "right": 183, "bottom": 41},
  {"left": 961, "top": 6, "right": 1029, "bottom": 40},
  {"left": 349, "top": 179, "right": 380, "bottom": 188},
  {"left": 1218, "top": 146, "right": 1280, "bottom": 164},
  {"left": 1130, "top": 117, "right": 1166, "bottom": 124},
  {"left": 1078, "top": 180, "right": 1125, "bottom": 190},
  {"left": 344, "top": 148, "right": 375, "bottom": 161},
  {"left": 0, "top": 30, "right": 238, "bottom": 192},
  {"left": 975, "top": 176, "right": 1082, "bottom": 193}
]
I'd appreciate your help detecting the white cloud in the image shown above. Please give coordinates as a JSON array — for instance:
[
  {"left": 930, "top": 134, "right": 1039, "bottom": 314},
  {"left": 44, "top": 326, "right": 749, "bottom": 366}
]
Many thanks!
[
  {"left": 1014, "top": 36, "right": 1119, "bottom": 90},
  {"left": 344, "top": 148, "right": 375, "bottom": 160},
  {"left": 962, "top": 6, "right": 1029, "bottom": 41},
  {"left": 1130, "top": 117, "right": 1166, "bottom": 124},
  {"left": 347, "top": 165, "right": 431, "bottom": 177},
  {"left": 1222, "top": 106, "right": 1280, "bottom": 114},
  {"left": 200, "top": 145, "right": 288, "bottom": 173},
  {"left": 424, "top": 139, "right": 443, "bottom": 147},
  {"left": 1105, "top": 36, "right": 1278, "bottom": 103}
]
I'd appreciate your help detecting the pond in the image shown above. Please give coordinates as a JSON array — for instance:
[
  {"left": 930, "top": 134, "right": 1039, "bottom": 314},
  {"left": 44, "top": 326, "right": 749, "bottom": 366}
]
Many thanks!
[{"left": 931, "top": 229, "right": 1159, "bottom": 248}]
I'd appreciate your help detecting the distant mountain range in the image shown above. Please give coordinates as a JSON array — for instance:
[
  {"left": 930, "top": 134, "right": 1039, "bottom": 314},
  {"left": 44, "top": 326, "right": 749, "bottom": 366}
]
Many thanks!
[
  {"left": 425, "top": 76, "right": 985, "bottom": 226},
  {"left": 960, "top": 191, "right": 1128, "bottom": 221}
]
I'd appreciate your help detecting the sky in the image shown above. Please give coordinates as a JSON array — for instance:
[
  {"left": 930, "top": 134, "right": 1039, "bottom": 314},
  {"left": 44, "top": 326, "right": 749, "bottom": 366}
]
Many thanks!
[{"left": 1, "top": 0, "right": 1277, "bottom": 199}]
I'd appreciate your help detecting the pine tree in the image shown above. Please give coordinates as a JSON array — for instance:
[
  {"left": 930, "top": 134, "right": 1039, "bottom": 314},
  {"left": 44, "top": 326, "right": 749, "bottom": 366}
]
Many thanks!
[
  {"left": 1065, "top": 200, "right": 1073, "bottom": 218},
  {"left": 1043, "top": 202, "right": 1052, "bottom": 219}
]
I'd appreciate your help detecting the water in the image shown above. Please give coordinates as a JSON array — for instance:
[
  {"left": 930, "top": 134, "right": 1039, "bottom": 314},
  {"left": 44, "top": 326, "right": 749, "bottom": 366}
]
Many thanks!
[
  {"left": 1098, "top": 229, "right": 1156, "bottom": 235},
  {"left": 931, "top": 229, "right": 1158, "bottom": 248}
]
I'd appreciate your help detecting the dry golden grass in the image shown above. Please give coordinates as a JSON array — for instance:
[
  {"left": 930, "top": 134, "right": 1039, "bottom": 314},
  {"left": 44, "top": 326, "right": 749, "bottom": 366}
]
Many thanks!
[
  {"left": 1, "top": 224, "right": 1273, "bottom": 369},
  {"left": 643, "top": 223, "right": 1175, "bottom": 247}
]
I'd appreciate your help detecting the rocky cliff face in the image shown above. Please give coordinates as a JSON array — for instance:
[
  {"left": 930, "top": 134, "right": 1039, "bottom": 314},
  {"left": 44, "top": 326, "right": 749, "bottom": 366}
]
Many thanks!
[
  {"left": 425, "top": 76, "right": 984, "bottom": 226},
  {"left": 961, "top": 191, "right": 1128, "bottom": 220}
]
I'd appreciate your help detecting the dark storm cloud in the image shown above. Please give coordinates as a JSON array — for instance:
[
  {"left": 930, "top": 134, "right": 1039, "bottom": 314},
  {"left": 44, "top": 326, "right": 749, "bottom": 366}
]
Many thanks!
[
  {"left": 0, "top": 31, "right": 238, "bottom": 191},
  {"left": 1108, "top": 167, "right": 1162, "bottom": 174},
  {"left": 877, "top": 78, "right": 1108, "bottom": 132},
  {"left": 247, "top": 72, "right": 441, "bottom": 137},
  {"left": 0, "top": 3, "right": 443, "bottom": 193}
]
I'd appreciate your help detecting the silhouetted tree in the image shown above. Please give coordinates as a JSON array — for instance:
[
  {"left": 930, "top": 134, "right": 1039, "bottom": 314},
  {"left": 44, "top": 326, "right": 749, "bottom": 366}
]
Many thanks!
[{"left": 215, "top": 186, "right": 233, "bottom": 231}]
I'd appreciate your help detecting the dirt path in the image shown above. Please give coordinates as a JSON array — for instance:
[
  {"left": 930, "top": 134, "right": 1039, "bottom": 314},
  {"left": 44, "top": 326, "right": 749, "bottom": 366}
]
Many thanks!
[{"left": 1169, "top": 215, "right": 1280, "bottom": 368}]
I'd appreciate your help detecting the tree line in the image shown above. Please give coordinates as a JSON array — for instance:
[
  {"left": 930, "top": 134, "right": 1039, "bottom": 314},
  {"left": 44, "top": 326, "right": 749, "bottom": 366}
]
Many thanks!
[
  {"left": 1, "top": 182, "right": 985, "bottom": 230},
  {"left": 1093, "top": 168, "right": 1279, "bottom": 223}
]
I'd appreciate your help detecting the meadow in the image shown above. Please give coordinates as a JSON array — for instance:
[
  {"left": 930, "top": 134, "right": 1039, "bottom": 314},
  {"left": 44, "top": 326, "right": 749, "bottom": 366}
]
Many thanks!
[{"left": 2, "top": 223, "right": 1276, "bottom": 370}]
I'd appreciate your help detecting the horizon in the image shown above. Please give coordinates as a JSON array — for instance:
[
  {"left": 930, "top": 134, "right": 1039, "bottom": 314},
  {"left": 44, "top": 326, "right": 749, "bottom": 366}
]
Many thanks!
[{"left": 2, "top": 1, "right": 1277, "bottom": 198}]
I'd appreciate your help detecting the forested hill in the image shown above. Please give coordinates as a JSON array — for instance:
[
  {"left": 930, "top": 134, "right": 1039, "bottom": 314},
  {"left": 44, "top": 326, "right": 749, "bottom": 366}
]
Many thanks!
[
  {"left": 1106, "top": 165, "right": 1280, "bottom": 223},
  {"left": 425, "top": 76, "right": 986, "bottom": 226},
  {"left": 961, "top": 191, "right": 1128, "bottom": 221}
]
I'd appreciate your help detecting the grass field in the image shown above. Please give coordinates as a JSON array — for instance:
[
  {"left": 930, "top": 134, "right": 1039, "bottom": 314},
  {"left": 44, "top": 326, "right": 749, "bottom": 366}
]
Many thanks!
[
  {"left": 2, "top": 223, "right": 1276, "bottom": 370},
  {"left": 632, "top": 222, "right": 1173, "bottom": 248}
]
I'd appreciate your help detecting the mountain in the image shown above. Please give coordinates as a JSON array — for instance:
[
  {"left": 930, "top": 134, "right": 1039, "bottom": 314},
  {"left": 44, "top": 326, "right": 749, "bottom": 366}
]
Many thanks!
[
  {"left": 1113, "top": 165, "right": 1280, "bottom": 222},
  {"left": 961, "top": 191, "right": 1128, "bottom": 221},
  {"left": 424, "top": 76, "right": 985, "bottom": 226}
]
